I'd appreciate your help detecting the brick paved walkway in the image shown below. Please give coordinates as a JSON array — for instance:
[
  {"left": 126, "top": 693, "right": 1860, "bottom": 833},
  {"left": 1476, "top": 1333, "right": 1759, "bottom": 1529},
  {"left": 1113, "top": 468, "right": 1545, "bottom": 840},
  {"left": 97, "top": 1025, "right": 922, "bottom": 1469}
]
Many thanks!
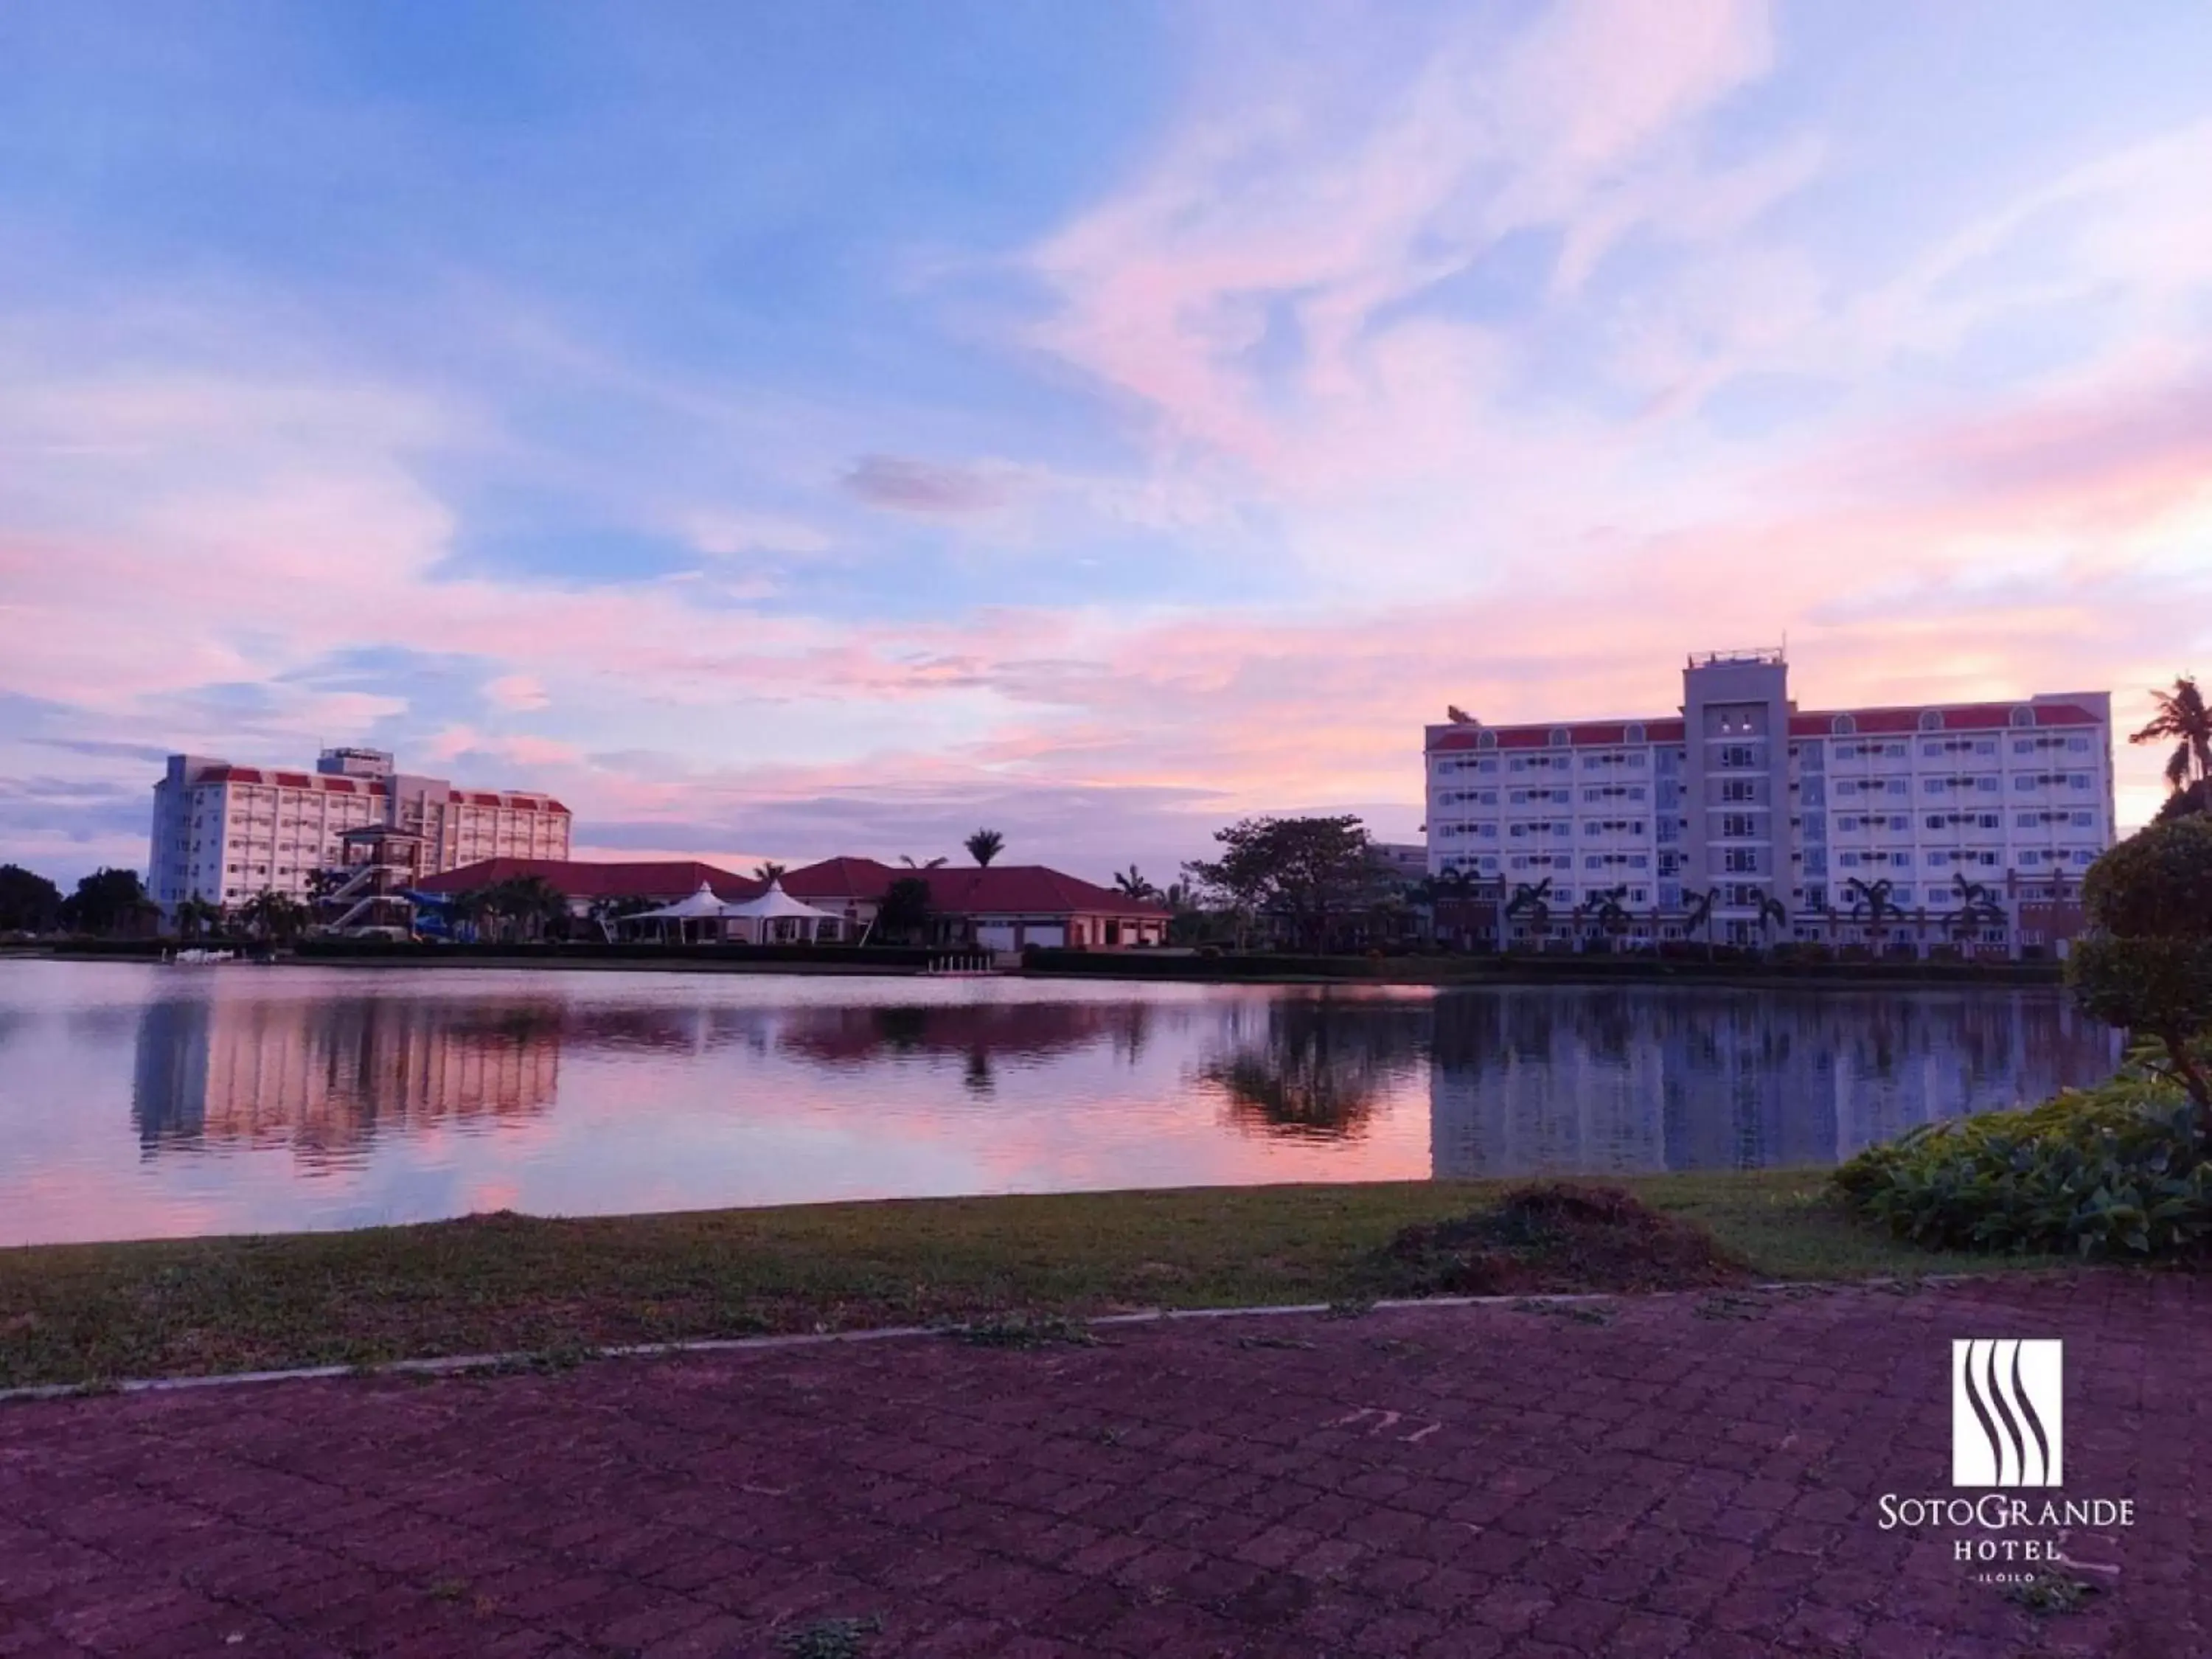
[{"left": 2, "top": 1275, "right": 2206, "bottom": 1658}]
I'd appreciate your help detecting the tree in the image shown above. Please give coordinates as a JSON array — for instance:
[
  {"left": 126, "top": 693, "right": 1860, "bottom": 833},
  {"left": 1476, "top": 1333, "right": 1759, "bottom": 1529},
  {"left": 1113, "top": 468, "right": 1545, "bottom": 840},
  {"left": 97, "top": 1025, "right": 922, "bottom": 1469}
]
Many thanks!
[
  {"left": 1756, "top": 893, "right": 1790, "bottom": 952},
  {"left": 1843, "top": 876, "right": 1899, "bottom": 955},
  {"left": 876, "top": 875, "right": 933, "bottom": 944},
  {"left": 964, "top": 830, "right": 1004, "bottom": 868},
  {"left": 1683, "top": 887, "right": 1720, "bottom": 959},
  {"left": 1182, "top": 815, "right": 1372, "bottom": 953},
  {"left": 1944, "top": 872, "right": 2006, "bottom": 945},
  {"left": 1590, "top": 884, "right": 1634, "bottom": 952},
  {"left": 0, "top": 865, "right": 63, "bottom": 933},
  {"left": 471, "top": 875, "right": 571, "bottom": 942},
  {"left": 1113, "top": 865, "right": 1158, "bottom": 901},
  {"left": 900, "top": 854, "right": 947, "bottom": 869},
  {"left": 60, "top": 868, "right": 154, "bottom": 936},
  {"left": 2155, "top": 779, "right": 2211, "bottom": 824},
  {"left": 173, "top": 896, "right": 223, "bottom": 942},
  {"left": 2068, "top": 818, "right": 2212, "bottom": 1131},
  {"left": 1506, "top": 879, "right": 1555, "bottom": 951},
  {"left": 239, "top": 888, "right": 309, "bottom": 943},
  {"left": 2132, "top": 675, "right": 2212, "bottom": 794},
  {"left": 753, "top": 862, "right": 787, "bottom": 883}
]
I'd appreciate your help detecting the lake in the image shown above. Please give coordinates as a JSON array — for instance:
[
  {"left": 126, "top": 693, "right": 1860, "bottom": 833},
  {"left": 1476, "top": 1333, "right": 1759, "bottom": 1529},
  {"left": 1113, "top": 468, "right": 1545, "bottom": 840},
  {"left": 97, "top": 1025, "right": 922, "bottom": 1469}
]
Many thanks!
[{"left": 0, "top": 961, "right": 2123, "bottom": 1246}]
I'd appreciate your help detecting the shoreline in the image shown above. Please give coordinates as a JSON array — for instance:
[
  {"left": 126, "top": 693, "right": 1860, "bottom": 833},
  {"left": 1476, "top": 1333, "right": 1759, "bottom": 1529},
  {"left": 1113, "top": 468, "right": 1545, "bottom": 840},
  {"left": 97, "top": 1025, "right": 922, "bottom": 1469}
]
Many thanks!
[
  {"left": 0, "top": 1174, "right": 2064, "bottom": 1391},
  {"left": 5, "top": 943, "right": 2067, "bottom": 992}
]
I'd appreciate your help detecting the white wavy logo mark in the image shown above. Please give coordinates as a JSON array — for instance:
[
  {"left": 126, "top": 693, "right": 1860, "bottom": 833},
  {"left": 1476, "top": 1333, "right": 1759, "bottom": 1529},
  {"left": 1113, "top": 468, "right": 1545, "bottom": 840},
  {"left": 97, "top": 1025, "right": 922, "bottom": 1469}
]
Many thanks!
[{"left": 1952, "top": 1338, "right": 2063, "bottom": 1488}]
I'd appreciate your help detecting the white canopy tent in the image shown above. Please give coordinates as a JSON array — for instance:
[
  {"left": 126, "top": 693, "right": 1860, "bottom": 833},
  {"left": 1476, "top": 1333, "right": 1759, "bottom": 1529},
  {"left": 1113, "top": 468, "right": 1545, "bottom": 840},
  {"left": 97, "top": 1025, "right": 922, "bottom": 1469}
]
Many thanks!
[
  {"left": 717, "top": 878, "right": 844, "bottom": 944},
  {"left": 626, "top": 883, "right": 736, "bottom": 945}
]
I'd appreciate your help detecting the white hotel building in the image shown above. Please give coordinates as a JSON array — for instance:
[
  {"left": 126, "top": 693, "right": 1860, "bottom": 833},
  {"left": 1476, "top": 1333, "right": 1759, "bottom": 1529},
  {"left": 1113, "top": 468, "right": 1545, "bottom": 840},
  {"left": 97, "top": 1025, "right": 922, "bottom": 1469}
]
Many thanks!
[
  {"left": 1425, "top": 650, "right": 2114, "bottom": 948},
  {"left": 148, "top": 746, "right": 571, "bottom": 916}
]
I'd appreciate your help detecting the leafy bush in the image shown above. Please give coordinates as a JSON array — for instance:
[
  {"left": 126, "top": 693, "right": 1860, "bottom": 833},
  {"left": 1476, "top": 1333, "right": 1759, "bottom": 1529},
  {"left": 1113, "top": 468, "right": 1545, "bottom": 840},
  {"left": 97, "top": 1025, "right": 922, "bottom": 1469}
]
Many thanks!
[
  {"left": 1834, "top": 1063, "right": 2212, "bottom": 1256},
  {"left": 2069, "top": 817, "right": 2212, "bottom": 1122}
]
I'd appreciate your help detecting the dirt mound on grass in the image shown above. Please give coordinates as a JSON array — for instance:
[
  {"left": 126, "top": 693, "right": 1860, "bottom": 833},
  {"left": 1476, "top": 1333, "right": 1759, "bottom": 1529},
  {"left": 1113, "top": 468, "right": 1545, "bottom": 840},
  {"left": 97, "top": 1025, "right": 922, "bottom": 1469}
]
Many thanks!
[{"left": 1369, "top": 1183, "right": 1751, "bottom": 1296}]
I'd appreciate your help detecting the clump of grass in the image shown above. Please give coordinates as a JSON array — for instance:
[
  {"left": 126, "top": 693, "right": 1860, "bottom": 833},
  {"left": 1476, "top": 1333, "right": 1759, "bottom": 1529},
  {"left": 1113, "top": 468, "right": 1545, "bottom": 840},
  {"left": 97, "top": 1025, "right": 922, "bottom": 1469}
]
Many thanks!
[
  {"left": 2005, "top": 1571, "right": 2101, "bottom": 1615},
  {"left": 1694, "top": 1293, "right": 1766, "bottom": 1321},
  {"left": 778, "top": 1614, "right": 885, "bottom": 1658},
  {"left": 950, "top": 1313, "right": 1097, "bottom": 1349},
  {"left": 1377, "top": 1185, "right": 1750, "bottom": 1298},
  {"left": 1237, "top": 1333, "right": 1316, "bottom": 1351}
]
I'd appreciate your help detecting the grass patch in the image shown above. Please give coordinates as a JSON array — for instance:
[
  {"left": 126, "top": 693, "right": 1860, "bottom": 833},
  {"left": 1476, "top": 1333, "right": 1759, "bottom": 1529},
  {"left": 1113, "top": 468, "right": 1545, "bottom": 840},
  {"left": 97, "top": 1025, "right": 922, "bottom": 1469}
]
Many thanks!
[
  {"left": 776, "top": 1615, "right": 886, "bottom": 1658},
  {"left": 948, "top": 1312, "right": 1098, "bottom": 1349},
  {"left": 0, "top": 1173, "right": 2080, "bottom": 1391},
  {"left": 2005, "top": 1571, "right": 2101, "bottom": 1615},
  {"left": 1362, "top": 1183, "right": 1750, "bottom": 1297}
]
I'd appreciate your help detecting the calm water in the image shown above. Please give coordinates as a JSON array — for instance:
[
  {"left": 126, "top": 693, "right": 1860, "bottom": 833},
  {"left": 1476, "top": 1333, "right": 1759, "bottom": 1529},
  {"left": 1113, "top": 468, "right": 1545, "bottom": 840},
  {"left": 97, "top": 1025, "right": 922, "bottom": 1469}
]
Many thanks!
[{"left": 0, "top": 961, "right": 2123, "bottom": 1245}]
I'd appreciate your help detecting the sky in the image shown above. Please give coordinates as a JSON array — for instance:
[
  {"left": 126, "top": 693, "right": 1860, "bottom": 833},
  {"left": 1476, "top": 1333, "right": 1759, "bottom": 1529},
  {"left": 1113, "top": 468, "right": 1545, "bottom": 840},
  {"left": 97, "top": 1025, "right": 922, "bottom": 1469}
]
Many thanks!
[{"left": 2, "top": 0, "right": 2209, "bottom": 888}]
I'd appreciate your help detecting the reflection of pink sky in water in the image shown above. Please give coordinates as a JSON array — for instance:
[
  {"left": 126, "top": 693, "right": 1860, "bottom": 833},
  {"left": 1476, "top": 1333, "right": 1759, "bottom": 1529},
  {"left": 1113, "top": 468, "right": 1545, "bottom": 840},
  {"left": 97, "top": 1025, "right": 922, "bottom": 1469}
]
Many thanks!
[{"left": 0, "top": 963, "right": 2120, "bottom": 1245}]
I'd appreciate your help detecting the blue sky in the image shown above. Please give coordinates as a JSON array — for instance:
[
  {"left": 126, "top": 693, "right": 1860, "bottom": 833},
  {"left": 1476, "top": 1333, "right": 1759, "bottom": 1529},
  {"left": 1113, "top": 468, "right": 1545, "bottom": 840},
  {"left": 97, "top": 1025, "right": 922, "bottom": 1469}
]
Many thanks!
[{"left": 2, "top": 1, "right": 2209, "bottom": 884}]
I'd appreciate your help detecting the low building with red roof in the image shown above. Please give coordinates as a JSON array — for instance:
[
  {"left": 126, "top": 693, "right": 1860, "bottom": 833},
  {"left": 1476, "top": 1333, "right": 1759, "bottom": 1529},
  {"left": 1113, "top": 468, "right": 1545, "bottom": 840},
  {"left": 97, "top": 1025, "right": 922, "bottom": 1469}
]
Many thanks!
[{"left": 414, "top": 854, "right": 1170, "bottom": 948}]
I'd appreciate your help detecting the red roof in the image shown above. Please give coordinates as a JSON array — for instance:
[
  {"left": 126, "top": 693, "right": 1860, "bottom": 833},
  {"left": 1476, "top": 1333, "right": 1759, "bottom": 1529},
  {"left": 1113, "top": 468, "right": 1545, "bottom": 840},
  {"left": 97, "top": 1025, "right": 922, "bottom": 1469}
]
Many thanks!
[
  {"left": 1430, "top": 700, "right": 2103, "bottom": 753},
  {"left": 414, "top": 858, "right": 763, "bottom": 902},
  {"left": 1793, "top": 702, "right": 2104, "bottom": 734},
  {"left": 416, "top": 855, "right": 1166, "bottom": 917},
  {"left": 783, "top": 858, "right": 1169, "bottom": 918},
  {"left": 780, "top": 857, "right": 899, "bottom": 902}
]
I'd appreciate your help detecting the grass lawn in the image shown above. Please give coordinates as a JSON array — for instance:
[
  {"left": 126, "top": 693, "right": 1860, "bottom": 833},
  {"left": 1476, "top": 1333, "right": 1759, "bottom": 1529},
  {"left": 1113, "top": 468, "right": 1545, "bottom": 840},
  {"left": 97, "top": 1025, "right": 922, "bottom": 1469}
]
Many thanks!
[{"left": 0, "top": 1172, "right": 2062, "bottom": 1390}]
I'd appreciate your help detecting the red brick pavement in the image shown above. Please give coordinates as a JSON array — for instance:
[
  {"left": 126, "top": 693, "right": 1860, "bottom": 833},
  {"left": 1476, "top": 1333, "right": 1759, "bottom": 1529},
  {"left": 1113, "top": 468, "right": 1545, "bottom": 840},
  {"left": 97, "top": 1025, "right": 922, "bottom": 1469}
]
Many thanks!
[{"left": 1, "top": 1275, "right": 2205, "bottom": 1658}]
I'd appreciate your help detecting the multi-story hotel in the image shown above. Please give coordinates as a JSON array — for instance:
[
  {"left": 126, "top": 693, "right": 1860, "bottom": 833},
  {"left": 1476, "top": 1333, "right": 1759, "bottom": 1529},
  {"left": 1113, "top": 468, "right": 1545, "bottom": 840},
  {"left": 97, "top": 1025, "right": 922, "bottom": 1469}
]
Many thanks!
[
  {"left": 1425, "top": 650, "right": 2114, "bottom": 949},
  {"left": 148, "top": 747, "right": 571, "bottom": 916}
]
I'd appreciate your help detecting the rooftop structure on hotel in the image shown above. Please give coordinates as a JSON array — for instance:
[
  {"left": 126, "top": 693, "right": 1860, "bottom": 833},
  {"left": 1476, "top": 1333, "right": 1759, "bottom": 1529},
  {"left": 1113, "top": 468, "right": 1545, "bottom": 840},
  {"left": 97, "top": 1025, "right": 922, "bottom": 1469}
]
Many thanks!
[
  {"left": 1425, "top": 651, "right": 2113, "bottom": 948},
  {"left": 148, "top": 747, "right": 571, "bottom": 919}
]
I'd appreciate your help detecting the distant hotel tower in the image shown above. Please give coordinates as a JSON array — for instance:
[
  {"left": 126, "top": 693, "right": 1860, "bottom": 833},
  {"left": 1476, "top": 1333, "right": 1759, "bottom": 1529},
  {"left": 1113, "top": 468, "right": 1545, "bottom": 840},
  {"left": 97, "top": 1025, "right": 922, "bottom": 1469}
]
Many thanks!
[
  {"left": 148, "top": 746, "right": 571, "bottom": 917},
  {"left": 1424, "top": 650, "right": 2114, "bottom": 947}
]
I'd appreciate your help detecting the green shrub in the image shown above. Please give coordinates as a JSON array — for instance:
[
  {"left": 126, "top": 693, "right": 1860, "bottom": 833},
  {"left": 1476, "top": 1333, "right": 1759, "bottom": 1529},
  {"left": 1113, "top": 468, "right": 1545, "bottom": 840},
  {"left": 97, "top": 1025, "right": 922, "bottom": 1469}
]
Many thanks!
[
  {"left": 2069, "top": 818, "right": 2212, "bottom": 1121},
  {"left": 1833, "top": 1063, "right": 2212, "bottom": 1256}
]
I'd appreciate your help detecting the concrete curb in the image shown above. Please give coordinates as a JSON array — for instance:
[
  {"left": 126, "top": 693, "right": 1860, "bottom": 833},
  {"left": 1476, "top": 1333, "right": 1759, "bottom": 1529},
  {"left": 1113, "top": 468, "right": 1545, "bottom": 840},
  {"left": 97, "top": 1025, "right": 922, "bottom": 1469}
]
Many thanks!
[{"left": 0, "top": 1275, "right": 1998, "bottom": 1406}]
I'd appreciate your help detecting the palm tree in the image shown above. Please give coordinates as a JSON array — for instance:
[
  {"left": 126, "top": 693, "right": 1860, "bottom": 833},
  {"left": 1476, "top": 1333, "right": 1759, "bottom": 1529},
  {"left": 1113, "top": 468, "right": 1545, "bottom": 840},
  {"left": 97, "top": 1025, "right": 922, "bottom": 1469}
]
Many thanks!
[
  {"left": 1756, "top": 893, "right": 1789, "bottom": 954},
  {"left": 1505, "top": 878, "right": 1554, "bottom": 952},
  {"left": 173, "top": 895, "right": 222, "bottom": 942},
  {"left": 1589, "top": 884, "right": 1632, "bottom": 953},
  {"left": 1843, "top": 875, "right": 1899, "bottom": 956},
  {"left": 1682, "top": 888, "right": 1719, "bottom": 960},
  {"left": 2132, "top": 675, "right": 2212, "bottom": 793},
  {"left": 1943, "top": 871, "right": 2008, "bottom": 948},
  {"left": 240, "top": 888, "right": 309, "bottom": 944},
  {"left": 752, "top": 862, "right": 787, "bottom": 883},
  {"left": 964, "top": 830, "right": 1005, "bottom": 868},
  {"left": 1113, "top": 865, "right": 1158, "bottom": 901},
  {"left": 477, "top": 874, "right": 570, "bottom": 942},
  {"left": 900, "top": 854, "right": 948, "bottom": 869}
]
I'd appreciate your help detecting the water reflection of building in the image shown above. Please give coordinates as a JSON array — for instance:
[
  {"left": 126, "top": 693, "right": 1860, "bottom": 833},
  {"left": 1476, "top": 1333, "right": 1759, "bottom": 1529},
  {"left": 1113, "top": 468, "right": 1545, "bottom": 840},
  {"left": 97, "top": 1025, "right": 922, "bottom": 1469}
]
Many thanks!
[
  {"left": 1429, "top": 989, "right": 2124, "bottom": 1178},
  {"left": 132, "top": 995, "right": 561, "bottom": 1161}
]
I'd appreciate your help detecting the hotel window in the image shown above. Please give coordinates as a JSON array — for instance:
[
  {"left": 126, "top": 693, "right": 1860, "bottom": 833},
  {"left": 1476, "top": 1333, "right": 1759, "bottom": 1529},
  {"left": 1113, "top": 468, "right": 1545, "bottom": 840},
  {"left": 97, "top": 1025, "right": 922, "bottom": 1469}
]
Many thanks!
[
  {"left": 1722, "top": 813, "right": 1756, "bottom": 838},
  {"left": 1721, "top": 779, "right": 1756, "bottom": 802},
  {"left": 1724, "top": 849, "right": 1759, "bottom": 872},
  {"left": 1719, "top": 745, "right": 1756, "bottom": 768}
]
